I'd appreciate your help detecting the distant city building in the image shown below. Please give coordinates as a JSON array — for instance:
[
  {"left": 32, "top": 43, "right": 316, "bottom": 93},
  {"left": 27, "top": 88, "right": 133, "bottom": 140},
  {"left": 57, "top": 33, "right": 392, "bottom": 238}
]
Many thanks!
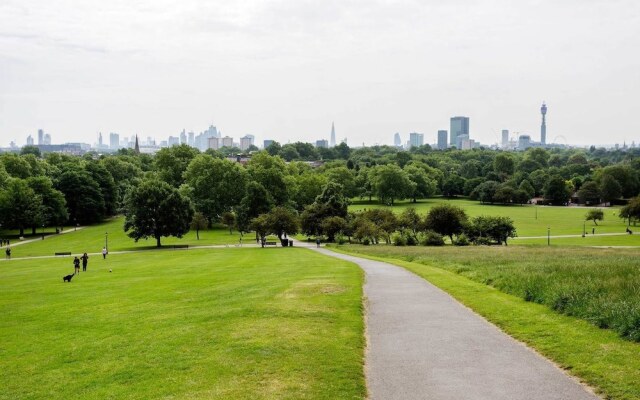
[
  {"left": 188, "top": 131, "right": 194, "bottom": 147},
  {"left": 408, "top": 132, "right": 424, "bottom": 148},
  {"left": 240, "top": 135, "right": 255, "bottom": 151},
  {"left": 518, "top": 135, "right": 532, "bottom": 150},
  {"left": 168, "top": 136, "right": 180, "bottom": 146},
  {"left": 98, "top": 132, "right": 103, "bottom": 146},
  {"left": 450, "top": 116, "right": 470, "bottom": 147},
  {"left": 180, "top": 129, "right": 187, "bottom": 145},
  {"left": 208, "top": 137, "right": 220, "bottom": 150},
  {"left": 394, "top": 132, "right": 402, "bottom": 147},
  {"left": 263, "top": 140, "right": 274, "bottom": 149},
  {"left": 456, "top": 134, "right": 469, "bottom": 150},
  {"left": 502, "top": 130, "right": 509, "bottom": 148},
  {"left": 38, "top": 129, "right": 44, "bottom": 145},
  {"left": 43, "top": 134, "right": 51, "bottom": 145},
  {"left": 461, "top": 137, "right": 478, "bottom": 150},
  {"left": 316, "top": 139, "right": 328, "bottom": 148},
  {"left": 540, "top": 102, "right": 547, "bottom": 146},
  {"left": 221, "top": 136, "right": 233, "bottom": 148},
  {"left": 109, "top": 133, "right": 120, "bottom": 150},
  {"left": 26, "top": 135, "right": 34, "bottom": 145},
  {"left": 330, "top": 122, "right": 336, "bottom": 147},
  {"left": 437, "top": 130, "right": 448, "bottom": 150}
]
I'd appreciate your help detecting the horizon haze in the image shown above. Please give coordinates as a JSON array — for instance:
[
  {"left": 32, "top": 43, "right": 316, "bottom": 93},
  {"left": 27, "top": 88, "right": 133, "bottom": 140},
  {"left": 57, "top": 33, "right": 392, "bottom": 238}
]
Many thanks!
[{"left": 1, "top": 0, "right": 639, "bottom": 148}]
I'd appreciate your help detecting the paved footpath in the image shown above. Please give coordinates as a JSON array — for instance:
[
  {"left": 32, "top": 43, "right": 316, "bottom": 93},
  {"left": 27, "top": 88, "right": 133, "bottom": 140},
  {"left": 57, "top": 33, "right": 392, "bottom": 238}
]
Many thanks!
[{"left": 313, "top": 248, "right": 600, "bottom": 400}]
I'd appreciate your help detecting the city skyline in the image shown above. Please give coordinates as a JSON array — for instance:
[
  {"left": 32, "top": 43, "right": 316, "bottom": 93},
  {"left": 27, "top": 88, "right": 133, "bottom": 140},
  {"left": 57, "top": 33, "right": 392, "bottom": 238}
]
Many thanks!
[{"left": 1, "top": 1, "right": 639, "bottom": 148}]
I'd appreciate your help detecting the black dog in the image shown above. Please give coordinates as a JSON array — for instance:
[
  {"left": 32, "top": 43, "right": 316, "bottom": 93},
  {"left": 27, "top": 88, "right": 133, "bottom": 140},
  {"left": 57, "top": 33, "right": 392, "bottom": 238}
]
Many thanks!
[{"left": 63, "top": 273, "right": 75, "bottom": 282}]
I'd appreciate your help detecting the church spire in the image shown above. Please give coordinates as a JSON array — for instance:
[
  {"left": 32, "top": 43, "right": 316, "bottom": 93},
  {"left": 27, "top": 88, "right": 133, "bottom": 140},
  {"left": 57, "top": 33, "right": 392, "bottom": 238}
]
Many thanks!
[{"left": 134, "top": 134, "right": 140, "bottom": 154}]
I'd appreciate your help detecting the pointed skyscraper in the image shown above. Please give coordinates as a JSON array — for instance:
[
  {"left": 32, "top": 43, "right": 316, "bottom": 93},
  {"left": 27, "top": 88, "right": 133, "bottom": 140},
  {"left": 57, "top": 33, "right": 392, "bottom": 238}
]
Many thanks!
[
  {"left": 330, "top": 122, "right": 336, "bottom": 147},
  {"left": 540, "top": 102, "right": 547, "bottom": 146}
]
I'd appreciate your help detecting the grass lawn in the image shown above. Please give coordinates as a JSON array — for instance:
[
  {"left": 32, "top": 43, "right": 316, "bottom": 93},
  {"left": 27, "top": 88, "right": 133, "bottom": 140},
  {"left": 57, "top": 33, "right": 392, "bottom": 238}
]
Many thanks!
[
  {"left": 329, "top": 244, "right": 640, "bottom": 399},
  {"left": 350, "top": 198, "right": 632, "bottom": 238},
  {"left": 0, "top": 248, "right": 365, "bottom": 400},
  {"left": 0, "top": 217, "right": 271, "bottom": 258}
]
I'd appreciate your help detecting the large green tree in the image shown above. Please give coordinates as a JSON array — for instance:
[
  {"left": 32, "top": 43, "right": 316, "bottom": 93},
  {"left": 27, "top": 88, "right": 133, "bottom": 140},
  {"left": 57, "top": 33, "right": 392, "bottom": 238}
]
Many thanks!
[
  {"left": 543, "top": 175, "right": 571, "bottom": 205},
  {"left": 183, "top": 154, "right": 248, "bottom": 221},
  {"left": 371, "top": 164, "right": 414, "bottom": 205},
  {"left": 154, "top": 144, "right": 200, "bottom": 187},
  {"left": 424, "top": 204, "right": 468, "bottom": 242},
  {"left": 26, "top": 176, "right": 68, "bottom": 231},
  {"left": 0, "top": 179, "right": 42, "bottom": 236},
  {"left": 55, "top": 170, "right": 106, "bottom": 224},
  {"left": 123, "top": 179, "right": 194, "bottom": 247}
]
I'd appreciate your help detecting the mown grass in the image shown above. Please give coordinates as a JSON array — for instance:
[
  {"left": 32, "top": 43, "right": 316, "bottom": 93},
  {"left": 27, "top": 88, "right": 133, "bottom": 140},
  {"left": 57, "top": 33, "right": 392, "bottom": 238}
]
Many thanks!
[
  {"left": 330, "top": 245, "right": 640, "bottom": 400},
  {"left": 0, "top": 217, "right": 277, "bottom": 258},
  {"left": 0, "top": 248, "right": 365, "bottom": 400},
  {"left": 350, "top": 198, "right": 632, "bottom": 238}
]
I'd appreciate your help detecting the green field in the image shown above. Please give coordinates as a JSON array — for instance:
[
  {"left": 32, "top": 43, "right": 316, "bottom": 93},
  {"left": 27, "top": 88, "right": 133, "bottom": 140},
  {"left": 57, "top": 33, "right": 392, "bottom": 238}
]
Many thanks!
[
  {"left": 331, "top": 245, "right": 640, "bottom": 399},
  {"left": 350, "top": 198, "right": 636, "bottom": 239},
  {"left": 0, "top": 248, "right": 365, "bottom": 400},
  {"left": 0, "top": 217, "right": 271, "bottom": 258}
]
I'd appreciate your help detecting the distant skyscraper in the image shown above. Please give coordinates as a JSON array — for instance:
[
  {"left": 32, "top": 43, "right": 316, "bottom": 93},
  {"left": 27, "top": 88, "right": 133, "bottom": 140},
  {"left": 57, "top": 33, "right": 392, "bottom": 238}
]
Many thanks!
[
  {"left": 316, "top": 139, "right": 328, "bottom": 148},
  {"left": 408, "top": 132, "right": 424, "bottom": 148},
  {"left": 109, "top": 133, "right": 119, "bottom": 149},
  {"left": 38, "top": 129, "right": 44, "bottom": 145},
  {"left": 168, "top": 136, "right": 179, "bottom": 146},
  {"left": 98, "top": 132, "right": 103, "bottom": 146},
  {"left": 394, "top": 132, "right": 402, "bottom": 147},
  {"left": 540, "top": 102, "right": 547, "bottom": 146},
  {"left": 240, "top": 135, "right": 254, "bottom": 151},
  {"left": 437, "top": 130, "right": 448, "bottom": 150},
  {"left": 221, "top": 136, "right": 233, "bottom": 148},
  {"left": 208, "top": 137, "right": 220, "bottom": 150},
  {"left": 263, "top": 140, "right": 274, "bottom": 149},
  {"left": 518, "top": 135, "right": 532, "bottom": 150},
  {"left": 43, "top": 134, "right": 51, "bottom": 145},
  {"left": 450, "top": 116, "right": 470, "bottom": 147},
  {"left": 180, "top": 129, "right": 187, "bottom": 145},
  {"left": 456, "top": 134, "right": 469, "bottom": 150},
  {"left": 330, "top": 122, "right": 336, "bottom": 147},
  {"left": 26, "top": 135, "right": 34, "bottom": 145},
  {"left": 188, "top": 131, "right": 195, "bottom": 147},
  {"left": 502, "top": 130, "right": 509, "bottom": 148}
]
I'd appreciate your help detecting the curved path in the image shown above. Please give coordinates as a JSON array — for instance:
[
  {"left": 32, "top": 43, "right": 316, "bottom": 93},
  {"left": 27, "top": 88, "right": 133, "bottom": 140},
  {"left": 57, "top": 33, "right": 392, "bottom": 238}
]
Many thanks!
[{"left": 313, "top": 248, "right": 600, "bottom": 400}]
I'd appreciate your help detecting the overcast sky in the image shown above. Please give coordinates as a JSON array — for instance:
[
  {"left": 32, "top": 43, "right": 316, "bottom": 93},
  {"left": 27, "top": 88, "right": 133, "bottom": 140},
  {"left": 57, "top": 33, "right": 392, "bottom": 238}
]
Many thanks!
[{"left": 1, "top": 0, "right": 639, "bottom": 148}]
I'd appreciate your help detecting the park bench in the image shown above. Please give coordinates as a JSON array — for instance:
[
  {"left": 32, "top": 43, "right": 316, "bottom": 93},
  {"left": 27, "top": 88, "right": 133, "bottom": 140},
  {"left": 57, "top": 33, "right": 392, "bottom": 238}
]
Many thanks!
[
  {"left": 264, "top": 241, "right": 277, "bottom": 246},
  {"left": 172, "top": 244, "right": 189, "bottom": 249},
  {"left": 55, "top": 252, "right": 72, "bottom": 256}
]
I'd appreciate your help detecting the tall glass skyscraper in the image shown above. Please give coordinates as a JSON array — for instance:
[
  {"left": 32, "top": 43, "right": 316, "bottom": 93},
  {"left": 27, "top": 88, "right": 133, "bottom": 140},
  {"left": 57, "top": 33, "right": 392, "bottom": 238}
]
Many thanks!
[{"left": 450, "top": 116, "right": 470, "bottom": 147}]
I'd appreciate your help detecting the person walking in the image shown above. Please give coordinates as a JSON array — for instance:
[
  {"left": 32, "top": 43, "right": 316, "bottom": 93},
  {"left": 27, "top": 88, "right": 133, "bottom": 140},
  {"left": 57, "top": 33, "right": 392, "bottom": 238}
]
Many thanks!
[
  {"left": 81, "top": 253, "right": 89, "bottom": 271},
  {"left": 73, "top": 256, "right": 80, "bottom": 274},
  {"left": 316, "top": 238, "right": 321, "bottom": 248},
  {"left": 5, "top": 246, "right": 10, "bottom": 259},
  {"left": 102, "top": 247, "right": 107, "bottom": 259}
]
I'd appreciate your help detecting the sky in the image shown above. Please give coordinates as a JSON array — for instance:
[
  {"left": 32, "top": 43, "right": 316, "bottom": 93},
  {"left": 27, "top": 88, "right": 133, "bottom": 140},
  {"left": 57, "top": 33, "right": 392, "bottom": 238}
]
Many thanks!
[{"left": 1, "top": 0, "right": 639, "bottom": 148}]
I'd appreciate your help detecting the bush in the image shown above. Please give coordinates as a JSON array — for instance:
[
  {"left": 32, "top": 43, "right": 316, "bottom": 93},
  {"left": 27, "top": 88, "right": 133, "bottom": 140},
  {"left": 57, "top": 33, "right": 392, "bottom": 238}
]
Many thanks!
[
  {"left": 406, "top": 235, "right": 418, "bottom": 246},
  {"left": 362, "top": 238, "right": 370, "bottom": 246},
  {"left": 421, "top": 230, "right": 445, "bottom": 246},
  {"left": 335, "top": 233, "right": 347, "bottom": 245},
  {"left": 392, "top": 233, "right": 407, "bottom": 246},
  {"left": 473, "top": 237, "right": 492, "bottom": 246},
  {"left": 454, "top": 234, "right": 470, "bottom": 246}
]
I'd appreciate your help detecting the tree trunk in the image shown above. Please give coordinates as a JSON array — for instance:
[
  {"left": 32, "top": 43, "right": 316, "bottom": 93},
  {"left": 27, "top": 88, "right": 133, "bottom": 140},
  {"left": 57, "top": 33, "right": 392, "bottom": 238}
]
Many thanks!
[
  {"left": 156, "top": 235, "right": 161, "bottom": 247},
  {"left": 19, "top": 227, "right": 24, "bottom": 236},
  {"left": 32, "top": 226, "right": 36, "bottom": 235},
  {"left": 196, "top": 228, "right": 200, "bottom": 240}
]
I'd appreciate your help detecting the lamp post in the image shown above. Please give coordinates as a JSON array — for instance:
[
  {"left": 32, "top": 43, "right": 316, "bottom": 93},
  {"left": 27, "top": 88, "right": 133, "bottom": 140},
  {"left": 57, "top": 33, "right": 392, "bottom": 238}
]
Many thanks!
[
  {"left": 105, "top": 232, "right": 108, "bottom": 252},
  {"left": 582, "top": 222, "right": 586, "bottom": 238},
  {"left": 42, "top": 223, "right": 45, "bottom": 240},
  {"left": 74, "top": 218, "right": 77, "bottom": 231},
  {"left": 547, "top": 227, "right": 550, "bottom": 246}
]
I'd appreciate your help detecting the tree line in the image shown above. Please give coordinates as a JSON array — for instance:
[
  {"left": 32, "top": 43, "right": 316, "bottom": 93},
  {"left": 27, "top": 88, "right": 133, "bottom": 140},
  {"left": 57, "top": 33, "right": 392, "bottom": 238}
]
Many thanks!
[{"left": 1, "top": 143, "right": 639, "bottom": 244}]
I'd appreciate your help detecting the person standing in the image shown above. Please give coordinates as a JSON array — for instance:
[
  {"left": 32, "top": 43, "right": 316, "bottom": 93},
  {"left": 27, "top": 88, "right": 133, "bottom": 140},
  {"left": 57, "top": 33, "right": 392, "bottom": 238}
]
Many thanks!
[
  {"left": 102, "top": 247, "right": 107, "bottom": 259},
  {"left": 73, "top": 256, "right": 80, "bottom": 274},
  {"left": 81, "top": 253, "right": 89, "bottom": 271},
  {"left": 316, "top": 238, "right": 321, "bottom": 248},
  {"left": 5, "top": 246, "right": 10, "bottom": 259}
]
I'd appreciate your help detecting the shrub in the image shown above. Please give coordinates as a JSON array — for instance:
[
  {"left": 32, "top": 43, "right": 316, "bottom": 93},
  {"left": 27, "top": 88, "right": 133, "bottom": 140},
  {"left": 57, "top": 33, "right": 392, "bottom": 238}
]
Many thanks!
[
  {"left": 421, "top": 230, "right": 445, "bottom": 246},
  {"left": 335, "top": 233, "right": 347, "bottom": 245},
  {"left": 406, "top": 235, "right": 418, "bottom": 246},
  {"left": 454, "top": 234, "right": 470, "bottom": 246},
  {"left": 392, "top": 233, "right": 407, "bottom": 246},
  {"left": 362, "top": 238, "right": 370, "bottom": 246}
]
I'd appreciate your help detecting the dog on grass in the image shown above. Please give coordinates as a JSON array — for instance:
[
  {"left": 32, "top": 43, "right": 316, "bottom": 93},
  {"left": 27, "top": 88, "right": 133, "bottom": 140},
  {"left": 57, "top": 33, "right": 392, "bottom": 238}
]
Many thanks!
[{"left": 63, "top": 273, "right": 75, "bottom": 282}]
